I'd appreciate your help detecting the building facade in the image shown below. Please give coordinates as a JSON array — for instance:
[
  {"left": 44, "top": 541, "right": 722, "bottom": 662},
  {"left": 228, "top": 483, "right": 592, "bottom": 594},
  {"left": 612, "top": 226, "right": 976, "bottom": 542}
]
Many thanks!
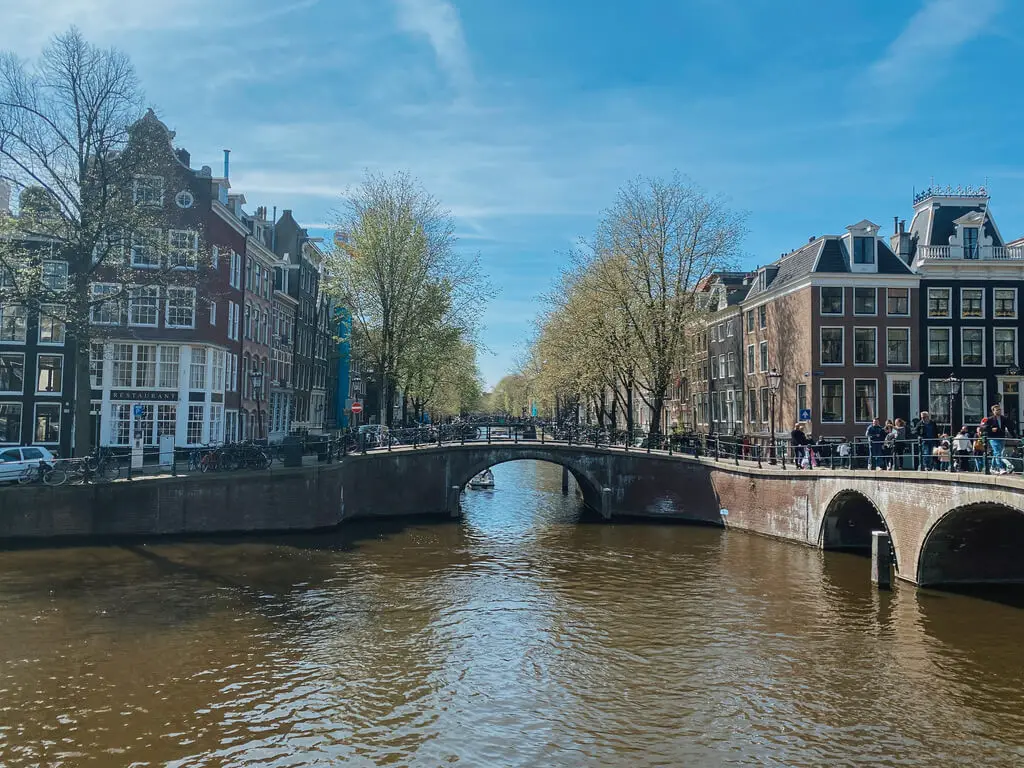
[{"left": 269, "top": 266, "right": 297, "bottom": 441}]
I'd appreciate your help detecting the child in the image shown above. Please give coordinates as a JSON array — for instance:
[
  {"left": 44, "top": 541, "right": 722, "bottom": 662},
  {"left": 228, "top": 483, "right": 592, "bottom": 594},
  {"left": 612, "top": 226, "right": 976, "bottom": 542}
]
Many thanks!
[{"left": 932, "top": 439, "right": 951, "bottom": 471}]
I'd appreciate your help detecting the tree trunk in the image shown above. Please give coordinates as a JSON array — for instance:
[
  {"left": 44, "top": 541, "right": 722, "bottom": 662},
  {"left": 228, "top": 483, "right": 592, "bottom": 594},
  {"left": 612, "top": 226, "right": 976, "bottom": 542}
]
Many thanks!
[
  {"left": 626, "top": 384, "right": 634, "bottom": 435},
  {"left": 649, "top": 395, "right": 664, "bottom": 440}
]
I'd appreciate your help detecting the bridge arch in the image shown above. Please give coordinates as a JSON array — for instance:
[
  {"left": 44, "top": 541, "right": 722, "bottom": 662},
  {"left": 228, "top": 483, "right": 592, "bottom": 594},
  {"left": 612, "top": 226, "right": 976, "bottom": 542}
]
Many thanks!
[
  {"left": 819, "top": 489, "right": 898, "bottom": 571},
  {"left": 455, "top": 449, "right": 604, "bottom": 513},
  {"left": 917, "top": 501, "right": 1024, "bottom": 587}
]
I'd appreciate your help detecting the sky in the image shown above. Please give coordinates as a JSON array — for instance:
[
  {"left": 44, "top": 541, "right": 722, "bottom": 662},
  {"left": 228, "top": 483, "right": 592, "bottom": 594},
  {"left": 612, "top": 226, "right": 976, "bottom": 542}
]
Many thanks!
[{"left": 1, "top": 0, "right": 1022, "bottom": 387}]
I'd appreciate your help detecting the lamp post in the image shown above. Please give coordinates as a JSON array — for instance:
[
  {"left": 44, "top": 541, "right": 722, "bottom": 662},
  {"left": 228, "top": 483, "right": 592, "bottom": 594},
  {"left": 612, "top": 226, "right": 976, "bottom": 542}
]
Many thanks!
[
  {"left": 943, "top": 373, "right": 961, "bottom": 437},
  {"left": 250, "top": 369, "right": 264, "bottom": 441},
  {"left": 767, "top": 367, "right": 783, "bottom": 464}
]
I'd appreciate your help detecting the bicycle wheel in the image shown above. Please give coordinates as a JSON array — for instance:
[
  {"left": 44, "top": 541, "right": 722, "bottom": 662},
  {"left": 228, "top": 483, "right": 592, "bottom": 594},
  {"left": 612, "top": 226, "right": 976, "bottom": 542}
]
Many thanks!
[
  {"left": 97, "top": 461, "right": 120, "bottom": 481},
  {"left": 18, "top": 468, "right": 37, "bottom": 485},
  {"left": 43, "top": 468, "right": 68, "bottom": 486},
  {"left": 251, "top": 451, "right": 269, "bottom": 470}
]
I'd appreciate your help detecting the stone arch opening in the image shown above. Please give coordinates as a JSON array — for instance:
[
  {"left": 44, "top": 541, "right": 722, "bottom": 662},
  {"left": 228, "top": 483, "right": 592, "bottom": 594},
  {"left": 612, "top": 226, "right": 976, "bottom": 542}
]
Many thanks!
[
  {"left": 457, "top": 455, "right": 603, "bottom": 514},
  {"left": 819, "top": 490, "right": 896, "bottom": 570},
  {"left": 917, "top": 502, "right": 1024, "bottom": 587}
]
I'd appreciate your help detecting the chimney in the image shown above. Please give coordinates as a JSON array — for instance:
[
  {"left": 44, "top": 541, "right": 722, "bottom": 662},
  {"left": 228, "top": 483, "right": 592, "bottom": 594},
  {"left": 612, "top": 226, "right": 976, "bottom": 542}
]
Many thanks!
[
  {"left": 808, "top": 235, "right": 814, "bottom": 243},
  {"left": 175, "top": 148, "right": 191, "bottom": 168},
  {"left": 223, "top": 149, "right": 231, "bottom": 179}
]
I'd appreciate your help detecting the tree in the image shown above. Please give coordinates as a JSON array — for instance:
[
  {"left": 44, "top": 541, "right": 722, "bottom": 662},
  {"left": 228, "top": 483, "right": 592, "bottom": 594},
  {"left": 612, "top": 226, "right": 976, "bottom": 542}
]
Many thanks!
[
  {"left": 585, "top": 174, "right": 744, "bottom": 439},
  {"left": 328, "top": 171, "right": 488, "bottom": 427},
  {"left": 0, "top": 29, "right": 187, "bottom": 454}
]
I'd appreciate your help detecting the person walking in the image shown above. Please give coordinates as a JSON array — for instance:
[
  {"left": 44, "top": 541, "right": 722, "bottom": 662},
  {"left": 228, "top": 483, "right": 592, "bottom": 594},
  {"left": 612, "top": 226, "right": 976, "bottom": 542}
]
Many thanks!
[
  {"left": 914, "top": 411, "right": 938, "bottom": 470},
  {"left": 865, "top": 418, "right": 886, "bottom": 470},
  {"left": 982, "top": 404, "right": 1016, "bottom": 474},
  {"left": 790, "top": 422, "right": 809, "bottom": 468}
]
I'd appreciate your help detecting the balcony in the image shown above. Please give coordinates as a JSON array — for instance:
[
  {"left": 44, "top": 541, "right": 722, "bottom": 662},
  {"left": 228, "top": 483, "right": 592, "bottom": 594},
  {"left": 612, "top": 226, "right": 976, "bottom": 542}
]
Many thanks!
[{"left": 916, "top": 245, "right": 1024, "bottom": 262}]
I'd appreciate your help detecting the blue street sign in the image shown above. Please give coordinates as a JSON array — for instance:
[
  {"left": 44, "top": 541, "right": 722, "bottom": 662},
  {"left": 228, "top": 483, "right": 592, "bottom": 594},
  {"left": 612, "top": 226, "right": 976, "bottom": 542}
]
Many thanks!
[
  {"left": 133, "top": 404, "right": 144, "bottom": 417},
  {"left": 799, "top": 409, "right": 812, "bottom": 421}
]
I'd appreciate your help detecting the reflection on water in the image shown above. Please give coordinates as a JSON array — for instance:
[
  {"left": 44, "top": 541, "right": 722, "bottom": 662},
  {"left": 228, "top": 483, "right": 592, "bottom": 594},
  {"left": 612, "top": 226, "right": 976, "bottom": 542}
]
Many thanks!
[{"left": 1, "top": 460, "right": 1023, "bottom": 766}]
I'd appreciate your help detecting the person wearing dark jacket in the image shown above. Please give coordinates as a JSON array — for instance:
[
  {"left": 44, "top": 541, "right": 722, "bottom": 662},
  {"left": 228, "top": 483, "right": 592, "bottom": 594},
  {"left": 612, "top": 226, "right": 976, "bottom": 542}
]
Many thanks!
[
  {"left": 914, "top": 411, "right": 938, "bottom": 470},
  {"left": 865, "top": 418, "right": 886, "bottom": 470},
  {"left": 982, "top": 404, "right": 1016, "bottom": 474},
  {"left": 790, "top": 422, "right": 809, "bottom": 468}
]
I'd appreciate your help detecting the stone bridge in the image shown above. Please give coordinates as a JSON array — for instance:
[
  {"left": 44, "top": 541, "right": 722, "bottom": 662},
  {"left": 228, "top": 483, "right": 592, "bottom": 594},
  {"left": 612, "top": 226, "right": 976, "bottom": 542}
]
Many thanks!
[{"left": 342, "top": 442, "right": 1024, "bottom": 589}]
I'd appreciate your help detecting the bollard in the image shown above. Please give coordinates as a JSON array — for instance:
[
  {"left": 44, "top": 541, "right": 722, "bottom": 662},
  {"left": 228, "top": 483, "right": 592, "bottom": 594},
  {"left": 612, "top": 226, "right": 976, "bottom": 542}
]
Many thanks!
[
  {"left": 449, "top": 485, "right": 461, "bottom": 518},
  {"left": 171, "top": 449, "right": 177, "bottom": 477},
  {"left": 601, "top": 487, "right": 612, "bottom": 520},
  {"left": 871, "top": 530, "right": 892, "bottom": 589},
  {"left": 561, "top": 465, "right": 570, "bottom": 495}
]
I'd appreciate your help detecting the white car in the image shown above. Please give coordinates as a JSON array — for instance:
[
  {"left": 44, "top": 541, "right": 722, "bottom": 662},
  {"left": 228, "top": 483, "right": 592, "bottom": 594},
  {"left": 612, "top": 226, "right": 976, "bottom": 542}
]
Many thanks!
[{"left": 0, "top": 446, "right": 57, "bottom": 483}]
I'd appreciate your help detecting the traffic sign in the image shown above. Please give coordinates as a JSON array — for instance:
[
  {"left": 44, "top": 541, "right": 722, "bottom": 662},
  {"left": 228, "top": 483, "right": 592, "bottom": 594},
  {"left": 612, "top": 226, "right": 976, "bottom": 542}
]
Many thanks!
[
  {"left": 133, "top": 404, "right": 144, "bottom": 417},
  {"left": 799, "top": 409, "right": 812, "bottom": 421},
  {"left": 350, "top": 401, "right": 363, "bottom": 414}
]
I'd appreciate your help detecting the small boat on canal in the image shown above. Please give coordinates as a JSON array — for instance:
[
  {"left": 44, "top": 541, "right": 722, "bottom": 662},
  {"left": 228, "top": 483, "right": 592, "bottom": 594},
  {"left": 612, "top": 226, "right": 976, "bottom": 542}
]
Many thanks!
[{"left": 468, "top": 469, "right": 495, "bottom": 490}]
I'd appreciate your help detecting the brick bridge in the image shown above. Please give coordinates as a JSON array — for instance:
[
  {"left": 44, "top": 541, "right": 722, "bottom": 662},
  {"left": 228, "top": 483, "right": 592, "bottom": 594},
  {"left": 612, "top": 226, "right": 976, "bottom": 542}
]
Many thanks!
[
  {"left": 3, "top": 442, "right": 1023, "bottom": 590},
  {"left": 344, "top": 442, "right": 1024, "bottom": 589}
]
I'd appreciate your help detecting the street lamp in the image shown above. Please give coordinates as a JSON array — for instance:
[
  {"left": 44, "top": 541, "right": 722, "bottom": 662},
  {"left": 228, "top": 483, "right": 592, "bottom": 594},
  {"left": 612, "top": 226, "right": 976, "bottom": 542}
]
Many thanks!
[
  {"left": 250, "top": 368, "right": 265, "bottom": 441},
  {"left": 767, "top": 367, "right": 783, "bottom": 464},
  {"left": 943, "top": 373, "right": 961, "bottom": 436}
]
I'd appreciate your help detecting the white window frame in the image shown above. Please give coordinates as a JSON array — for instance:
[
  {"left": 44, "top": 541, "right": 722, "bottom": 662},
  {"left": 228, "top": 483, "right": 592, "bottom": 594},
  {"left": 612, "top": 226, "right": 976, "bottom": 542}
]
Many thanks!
[
  {"left": 746, "top": 344, "right": 755, "bottom": 375},
  {"left": 885, "top": 327, "right": 911, "bottom": 367},
  {"left": 820, "top": 286, "right": 844, "bottom": 316},
  {"left": 820, "top": 379, "right": 845, "bottom": 424},
  {"left": 128, "top": 285, "right": 160, "bottom": 328},
  {"left": 994, "top": 288, "right": 1018, "bottom": 320},
  {"left": 211, "top": 245, "right": 220, "bottom": 271},
  {"left": 33, "top": 402, "right": 61, "bottom": 444},
  {"left": 960, "top": 326, "right": 985, "bottom": 367},
  {"left": 210, "top": 301, "right": 217, "bottom": 327},
  {"left": 819, "top": 326, "right": 844, "bottom": 366},
  {"left": 853, "top": 326, "right": 877, "bottom": 366},
  {"left": 994, "top": 327, "right": 1018, "bottom": 368},
  {"left": 759, "top": 341, "right": 768, "bottom": 372},
  {"left": 927, "top": 287, "right": 951, "bottom": 319},
  {"left": 758, "top": 305, "right": 767, "bottom": 329},
  {"left": 927, "top": 326, "right": 952, "bottom": 367},
  {"left": 960, "top": 287, "right": 985, "bottom": 320},
  {"left": 90, "top": 283, "right": 121, "bottom": 326},
  {"left": 961, "top": 379, "right": 987, "bottom": 426},
  {"left": 886, "top": 287, "right": 910, "bottom": 317},
  {"left": 35, "top": 353, "right": 63, "bottom": 396},
  {"left": 165, "top": 287, "right": 196, "bottom": 329},
  {"left": 0, "top": 352, "right": 25, "bottom": 394},
  {"left": 167, "top": 230, "right": 199, "bottom": 270},
  {"left": 37, "top": 304, "right": 65, "bottom": 345},
  {"left": 0, "top": 402, "right": 23, "bottom": 444},
  {"left": 853, "top": 378, "right": 879, "bottom": 424},
  {"left": 133, "top": 175, "right": 164, "bottom": 206},
  {"left": 130, "top": 228, "right": 162, "bottom": 268},
  {"left": 853, "top": 287, "right": 877, "bottom": 317},
  {"left": 41, "top": 259, "right": 69, "bottom": 291}
]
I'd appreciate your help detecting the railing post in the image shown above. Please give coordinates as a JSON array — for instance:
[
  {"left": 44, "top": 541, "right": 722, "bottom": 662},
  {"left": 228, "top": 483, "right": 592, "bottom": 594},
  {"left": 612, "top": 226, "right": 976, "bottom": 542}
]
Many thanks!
[
  {"left": 756, "top": 444, "right": 762, "bottom": 469},
  {"left": 985, "top": 438, "right": 991, "bottom": 474},
  {"left": 387, "top": 431, "right": 392, "bottom": 452},
  {"left": 414, "top": 429, "right": 418, "bottom": 449},
  {"left": 487, "top": 425, "right": 491, "bottom": 445},
  {"left": 514, "top": 425, "right": 519, "bottom": 444},
  {"left": 171, "top": 449, "right": 177, "bottom": 477},
  {"left": 734, "top": 440, "right": 739, "bottom": 466},
  {"left": 126, "top": 452, "right": 133, "bottom": 481},
  {"left": 541, "top": 425, "right": 545, "bottom": 444},
  {"left": 668, "top": 437, "right": 673, "bottom": 456},
  {"left": 714, "top": 437, "right": 720, "bottom": 461},
  {"left": 917, "top": 438, "right": 923, "bottom": 471},
  {"left": 780, "top": 440, "right": 786, "bottom": 469},
  {"left": 437, "top": 429, "right": 442, "bottom": 448}
]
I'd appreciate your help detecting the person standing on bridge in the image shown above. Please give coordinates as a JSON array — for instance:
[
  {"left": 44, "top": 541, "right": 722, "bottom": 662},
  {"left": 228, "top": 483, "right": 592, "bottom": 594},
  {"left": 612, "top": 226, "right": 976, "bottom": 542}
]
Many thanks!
[
  {"left": 865, "top": 418, "right": 886, "bottom": 470},
  {"left": 790, "top": 422, "right": 810, "bottom": 468},
  {"left": 913, "top": 412, "right": 938, "bottom": 470},
  {"left": 982, "top": 404, "right": 1016, "bottom": 475}
]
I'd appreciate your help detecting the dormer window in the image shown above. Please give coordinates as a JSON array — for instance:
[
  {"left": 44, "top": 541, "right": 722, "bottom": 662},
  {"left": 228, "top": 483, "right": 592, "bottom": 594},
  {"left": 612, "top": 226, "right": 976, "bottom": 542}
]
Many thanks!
[
  {"left": 963, "top": 226, "right": 979, "bottom": 259},
  {"left": 853, "top": 237, "right": 874, "bottom": 265}
]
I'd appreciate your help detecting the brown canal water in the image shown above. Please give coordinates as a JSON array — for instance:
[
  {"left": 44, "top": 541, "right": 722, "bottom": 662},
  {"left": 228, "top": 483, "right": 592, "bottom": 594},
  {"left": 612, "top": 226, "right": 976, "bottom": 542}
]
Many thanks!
[{"left": 1, "top": 460, "right": 1023, "bottom": 767}]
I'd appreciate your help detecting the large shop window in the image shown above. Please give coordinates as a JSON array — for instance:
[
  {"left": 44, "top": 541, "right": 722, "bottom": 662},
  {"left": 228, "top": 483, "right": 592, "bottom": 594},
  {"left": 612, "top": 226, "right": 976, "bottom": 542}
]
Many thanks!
[
  {"left": 0, "top": 403, "right": 21, "bottom": 443},
  {"left": 34, "top": 403, "right": 60, "bottom": 443},
  {"left": 0, "top": 353, "right": 24, "bottom": 394}
]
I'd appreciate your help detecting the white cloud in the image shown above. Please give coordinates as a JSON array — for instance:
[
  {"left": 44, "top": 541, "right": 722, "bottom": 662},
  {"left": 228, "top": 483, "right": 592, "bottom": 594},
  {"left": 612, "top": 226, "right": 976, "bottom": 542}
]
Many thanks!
[
  {"left": 392, "top": 0, "right": 472, "bottom": 91},
  {"left": 868, "top": 0, "right": 1003, "bottom": 91}
]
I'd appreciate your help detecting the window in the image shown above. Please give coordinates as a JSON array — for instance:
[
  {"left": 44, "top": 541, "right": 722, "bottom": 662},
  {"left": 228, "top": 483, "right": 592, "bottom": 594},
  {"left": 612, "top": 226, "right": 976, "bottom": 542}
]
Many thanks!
[
  {"left": 159, "top": 346, "right": 180, "bottom": 388},
  {"left": 210, "top": 301, "right": 217, "bottom": 326},
  {"left": 995, "top": 328, "right": 1017, "bottom": 367},
  {"left": 90, "top": 343, "right": 104, "bottom": 388},
  {"left": 112, "top": 343, "right": 133, "bottom": 387},
  {"left": 210, "top": 405, "right": 224, "bottom": 444},
  {"left": 796, "top": 383, "right": 808, "bottom": 419},
  {"left": 110, "top": 403, "right": 131, "bottom": 445},
  {"left": 245, "top": 303, "right": 252, "bottom": 339},
  {"left": 820, "top": 327, "right": 843, "bottom": 365},
  {"left": 927, "top": 380, "right": 949, "bottom": 426},
  {"left": 38, "top": 305, "right": 65, "bottom": 344},
  {"left": 34, "top": 403, "right": 60, "bottom": 443},
  {"left": 963, "top": 226, "right": 979, "bottom": 259},
  {"left": 0, "top": 303, "right": 27, "bottom": 341},
  {"left": 746, "top": 345, "right": 755, "bottom": 374},
  {"left": 130, "top": 228, "right": 161, "bottom": 267},
  {"left": 928, "top": 328, "right": 951, "bottom": 366},
  {"left": 168, "top": 230, "right": 198, "bottom": 269},
  {"left": 961, "top": 288, "right": 983, "bottom": 319},
  {"left": 746, "top": 312, "right": 754, "bottom": 333},
  {"left": 0, "top": 403, "right": 21, "bottom": 443},
  {"left": 35, "top": 355, "right": 62, "bottom": 394},
  {"left": 886, "top": 288, "right": 909, "bottom": 316},
  {"left": 853, "top": 237, "right": 874, "bottom": 265},
  {"left": 962, "top": 381, "right": 985, "bottom": 425},
  {"left": 190, "top": 347, "right": 207, "bottom": 390},
  {"left": 727, "top": 320, "right": 735, "bottom": 337},
  {"left": 995, "top": 289, "right": 1017, "bottom": 319},
  {"left": 821, "top": 380, "right": 844, "bottom": 423},
  {"left": 854, "top": 328, "right": 876, "bottom": 365},
  {"left": 133, "top": 175, "right": 164, "bottom": 206},
  {"left": 820, "top": 287, "right": 843, "bottom": 315},
  {"left": 759, "top": 341, "right": 768, "bottom": 372},
  {"left": 961, "top": 328, "right": 984, "bottom": 366},
  {"left": 212, "top": 350, "right": 226, "bottom": 393},
  {"left": 211, "top": 245, "right": 219, "bottom": 270},
  {"left": 229, "top": 251, "right": 240, "bottom": 288},
  {"left": 137, "top": 405, "right": 155, "bottom": 445},
  {"left": 727, "top": 352, "right": 736, "bottom": 378},
  {"left": 166, "top": 287, "right": 195, "bottom": 328},
  {"left": 760, "top": 387, "right": 769, "bottom": 423},
  {"left": 710, "top": 355, "right": 717, "bottom": 380},
  {"left": 90, "top": 283, "right": 120, "bottom": 325},
  {"left": 128, "top": 285, "right": 160, "bottom": 327},
  {"left": 758, "top": 305, "right": 767, "bottom": 329},
  {"left": 157, "top": 405, "right": 177, "bottom": 440},
  {"left": 853, "top": 287, "right": 876, "bottom": 315},
  {"left": 41, "top": 260, "right": 68, "bottom": 291},
  {"left": 0, "top": 353, "right": 24, "bottom": 393},
  {"left": 718, "top": 354, "right": 726, "bottom": 380},
  {"left": 133, "top": 344, "right": 156, "bottom": 387},
  {"left": 927, "top": 288, "right": 950, "bottom": 319},
  {"left": 747, "top": 388, "right": 756, "bottom": 423},
  {"left": 886, "top": 328, "right": 910, "bottom": 366},
  {"left": 187, "top": 405, "right": 205, "bottom": 445},
  {"left": 854, "top": 380, "right": 877, "bottom": 423}
]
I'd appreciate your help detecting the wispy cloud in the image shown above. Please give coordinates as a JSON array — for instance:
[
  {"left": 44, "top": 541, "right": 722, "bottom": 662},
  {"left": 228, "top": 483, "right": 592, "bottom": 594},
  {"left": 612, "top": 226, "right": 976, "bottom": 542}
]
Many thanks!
[
  {"left": 392, "top": 0, "right": 472, "bottom": 91},
  {"left": 868, "top": 0, "right": 1003, "bottom": 92}
]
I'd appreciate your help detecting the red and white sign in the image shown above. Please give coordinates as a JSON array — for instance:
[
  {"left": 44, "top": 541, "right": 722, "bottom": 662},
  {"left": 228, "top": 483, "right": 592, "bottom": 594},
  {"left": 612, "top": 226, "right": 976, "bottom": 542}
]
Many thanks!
[{"left": 350, "top": 402, "right": 363, "bottom": 414}]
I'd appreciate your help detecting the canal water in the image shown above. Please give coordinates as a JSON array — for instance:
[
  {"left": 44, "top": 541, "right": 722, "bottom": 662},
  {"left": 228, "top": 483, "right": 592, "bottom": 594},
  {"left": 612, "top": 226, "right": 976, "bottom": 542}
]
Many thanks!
[{"left": 1, "top": 461, "right": 1023, "bottom": 767}]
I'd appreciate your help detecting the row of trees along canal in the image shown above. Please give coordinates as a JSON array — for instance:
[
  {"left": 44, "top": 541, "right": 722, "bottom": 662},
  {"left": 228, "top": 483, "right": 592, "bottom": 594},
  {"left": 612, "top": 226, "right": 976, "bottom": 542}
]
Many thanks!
[
  {"left": 0, "top": 28, "right": 488, "bottom": 456},
  {"left": 491, "top": 175, "right": 745, "bottom": 441}
]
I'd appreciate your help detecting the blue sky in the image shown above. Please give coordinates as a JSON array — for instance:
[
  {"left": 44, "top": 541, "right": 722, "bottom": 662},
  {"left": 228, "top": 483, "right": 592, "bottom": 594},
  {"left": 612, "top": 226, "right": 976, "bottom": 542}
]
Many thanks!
[{"left": 2, "top": 0, "right": 1022, "bottom": 387}]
